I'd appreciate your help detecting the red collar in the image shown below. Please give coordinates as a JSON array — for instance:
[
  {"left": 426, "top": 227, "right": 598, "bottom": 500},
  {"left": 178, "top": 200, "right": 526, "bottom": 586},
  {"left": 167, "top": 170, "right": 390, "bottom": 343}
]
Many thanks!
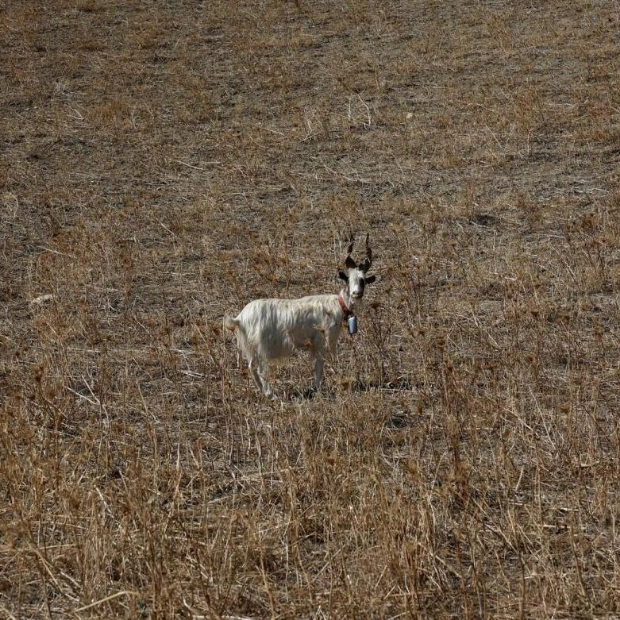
[{"left": 338, "top": 291, "right": 354, "bottom": 318}]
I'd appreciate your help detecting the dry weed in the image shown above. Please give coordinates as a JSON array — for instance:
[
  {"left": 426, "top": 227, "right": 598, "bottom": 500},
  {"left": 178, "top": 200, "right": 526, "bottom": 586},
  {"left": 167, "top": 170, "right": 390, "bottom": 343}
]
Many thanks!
[{"left": 1, "top": 0, "right": 620, "bottom": 617}]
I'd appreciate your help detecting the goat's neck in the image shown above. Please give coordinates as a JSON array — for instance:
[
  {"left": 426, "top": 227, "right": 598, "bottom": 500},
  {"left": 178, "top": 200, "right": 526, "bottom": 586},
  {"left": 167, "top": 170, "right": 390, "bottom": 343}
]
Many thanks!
[{"left": 338, "top": 288, "right": 360, "bottom": 316}]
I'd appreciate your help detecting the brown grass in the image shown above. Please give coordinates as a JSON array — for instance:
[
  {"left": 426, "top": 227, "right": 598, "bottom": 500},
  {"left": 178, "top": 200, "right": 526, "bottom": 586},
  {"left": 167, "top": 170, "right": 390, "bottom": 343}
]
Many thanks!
[{"left": 2, "top": 0, "right": 620, "bottom": 617}]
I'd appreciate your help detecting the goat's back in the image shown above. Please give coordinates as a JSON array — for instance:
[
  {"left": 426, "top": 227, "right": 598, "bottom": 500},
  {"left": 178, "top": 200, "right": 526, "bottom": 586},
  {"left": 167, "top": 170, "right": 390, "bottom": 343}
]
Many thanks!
[
  {"left": 236, "top": 295, "right": 339, "bottom": 328},
  {"left": 234, "top": 295, "right": 341, "bottom": 360}
]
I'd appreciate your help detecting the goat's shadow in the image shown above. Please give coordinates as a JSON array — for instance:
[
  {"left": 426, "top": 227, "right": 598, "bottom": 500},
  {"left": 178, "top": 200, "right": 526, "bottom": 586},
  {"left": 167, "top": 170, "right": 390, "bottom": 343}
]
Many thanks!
[
  {"left": 349, "top": 377, "right": 421, "bottom": 392},
  {"left": 287, "top": 387, "right": 328, "bottom": 401},
  {"left": 284, "top": 377, "right": 421, "bottom": 402}
]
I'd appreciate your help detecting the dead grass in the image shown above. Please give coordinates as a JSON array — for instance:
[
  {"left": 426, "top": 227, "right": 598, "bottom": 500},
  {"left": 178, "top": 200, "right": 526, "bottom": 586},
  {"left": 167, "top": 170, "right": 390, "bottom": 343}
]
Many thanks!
[{"left": 2, "top": 0, "right": 620, "bottom": 617}]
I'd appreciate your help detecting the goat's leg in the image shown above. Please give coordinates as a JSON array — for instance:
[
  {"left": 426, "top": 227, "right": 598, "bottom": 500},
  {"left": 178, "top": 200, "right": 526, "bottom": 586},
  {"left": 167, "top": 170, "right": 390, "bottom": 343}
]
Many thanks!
[
  {"left": 311, "top": 328, "right": 339, "bottom": 392},
  {"left": 313, "top": 356, "right": 325, "bottom": 391},
  {"left": 327, "top": 326, "right": 341, "bottom": 360},
  {"left": 249, "top": 357, "right": 274, "bottom": 398},
  {"left": 311, "top": 335, "right": 327, "bottom": 392},
  {"left": 248, "top": 358, "right": 263, "bottom": 391},
  {"left": 258, "top": 363, "right": 274, "bottom": 398}
]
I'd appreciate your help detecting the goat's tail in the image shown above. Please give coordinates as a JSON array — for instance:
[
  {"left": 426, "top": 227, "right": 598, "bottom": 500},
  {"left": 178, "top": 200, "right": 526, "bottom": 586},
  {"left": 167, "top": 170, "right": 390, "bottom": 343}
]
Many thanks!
[{"left": 223, "top": 315, "right": 240, "bottom": 332}]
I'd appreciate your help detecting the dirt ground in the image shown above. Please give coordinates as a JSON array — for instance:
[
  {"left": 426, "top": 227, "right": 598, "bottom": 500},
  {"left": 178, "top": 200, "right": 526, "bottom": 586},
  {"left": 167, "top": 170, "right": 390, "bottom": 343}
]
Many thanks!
[{"left": 2, "top": 0, "right": 620, "bottom": 617}]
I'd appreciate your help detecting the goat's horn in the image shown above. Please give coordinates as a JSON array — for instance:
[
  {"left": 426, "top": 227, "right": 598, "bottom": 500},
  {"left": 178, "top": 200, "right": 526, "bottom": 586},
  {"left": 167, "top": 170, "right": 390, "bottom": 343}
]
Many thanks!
[
  {"left": 344, "top": 235, "right": 356, "bottom": 268},
  {"left": 359, "top": 234, "right": 371, "bottom": 270}
]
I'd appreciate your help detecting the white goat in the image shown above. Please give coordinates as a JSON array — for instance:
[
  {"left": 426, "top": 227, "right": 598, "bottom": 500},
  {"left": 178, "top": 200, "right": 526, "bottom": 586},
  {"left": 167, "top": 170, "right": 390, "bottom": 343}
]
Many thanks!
[{"left": 224, "top": 237, "right": 376, "bottom": 397}]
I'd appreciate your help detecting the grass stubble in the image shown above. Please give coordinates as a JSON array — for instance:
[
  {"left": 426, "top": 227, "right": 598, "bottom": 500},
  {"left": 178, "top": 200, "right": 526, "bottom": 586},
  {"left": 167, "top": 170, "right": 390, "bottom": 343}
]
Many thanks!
[{"left": 2, "top": 0, "right": 620, "bottom": 617}]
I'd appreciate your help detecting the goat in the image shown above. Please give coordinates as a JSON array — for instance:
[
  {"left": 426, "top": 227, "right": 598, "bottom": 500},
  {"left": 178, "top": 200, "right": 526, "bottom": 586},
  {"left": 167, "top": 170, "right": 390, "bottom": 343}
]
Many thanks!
[{"left": 224, "top": 236, "right": 376, "bottom": 397}]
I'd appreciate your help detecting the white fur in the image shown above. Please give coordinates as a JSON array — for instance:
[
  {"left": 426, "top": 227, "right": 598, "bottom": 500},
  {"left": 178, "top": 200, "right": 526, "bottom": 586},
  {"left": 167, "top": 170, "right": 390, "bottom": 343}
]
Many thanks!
[{"left": 225, "top": 266, "right": 370, "bottom": 397}]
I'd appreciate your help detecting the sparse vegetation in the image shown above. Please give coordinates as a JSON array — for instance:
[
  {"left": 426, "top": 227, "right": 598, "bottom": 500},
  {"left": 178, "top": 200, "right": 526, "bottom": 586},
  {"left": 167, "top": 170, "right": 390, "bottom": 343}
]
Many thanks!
[{"left": 2, "top": 1, "right": 620, "bottom": 617}]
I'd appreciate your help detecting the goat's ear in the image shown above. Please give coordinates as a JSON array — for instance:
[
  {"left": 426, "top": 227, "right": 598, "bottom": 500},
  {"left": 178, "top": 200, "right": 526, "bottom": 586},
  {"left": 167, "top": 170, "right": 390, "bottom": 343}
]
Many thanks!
[
  {"left": 339, "top": 270, "right": 349, "bottom": 282},
  {"left": 364, "top": 275, "right": 376, "bottom": 284}
]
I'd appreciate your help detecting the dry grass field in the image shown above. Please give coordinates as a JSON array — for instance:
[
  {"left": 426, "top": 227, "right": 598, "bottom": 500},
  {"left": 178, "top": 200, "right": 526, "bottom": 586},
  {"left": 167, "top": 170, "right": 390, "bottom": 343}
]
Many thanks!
[{"left": 2, "top": 0, "right": 620, "bottom": 617}]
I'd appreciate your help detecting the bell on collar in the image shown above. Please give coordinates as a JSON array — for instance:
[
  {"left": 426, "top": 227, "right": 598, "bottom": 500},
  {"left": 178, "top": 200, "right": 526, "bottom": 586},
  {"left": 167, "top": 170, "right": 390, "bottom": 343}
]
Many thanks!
[{"left": 347, "top": 315, "right": 358, "bottom": 335}]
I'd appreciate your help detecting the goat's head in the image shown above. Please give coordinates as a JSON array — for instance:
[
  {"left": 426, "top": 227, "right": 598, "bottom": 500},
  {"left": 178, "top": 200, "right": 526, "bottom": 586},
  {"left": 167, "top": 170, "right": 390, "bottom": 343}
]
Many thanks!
[{"left": 338, "top": 234, "right": 376, "bottom": 299}]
